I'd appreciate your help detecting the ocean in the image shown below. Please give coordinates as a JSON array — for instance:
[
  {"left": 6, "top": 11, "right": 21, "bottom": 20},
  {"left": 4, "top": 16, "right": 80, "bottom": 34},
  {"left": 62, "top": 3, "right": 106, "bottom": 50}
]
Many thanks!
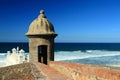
[{"left": 0, "top": 42, "right": 120, "bottom": 67}]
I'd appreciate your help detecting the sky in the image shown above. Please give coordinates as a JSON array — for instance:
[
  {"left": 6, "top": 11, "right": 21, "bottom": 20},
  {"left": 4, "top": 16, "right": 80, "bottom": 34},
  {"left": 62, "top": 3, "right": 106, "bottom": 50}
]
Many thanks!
[{"left": 0, "top": 0, "right": 120, "bottom": 43}]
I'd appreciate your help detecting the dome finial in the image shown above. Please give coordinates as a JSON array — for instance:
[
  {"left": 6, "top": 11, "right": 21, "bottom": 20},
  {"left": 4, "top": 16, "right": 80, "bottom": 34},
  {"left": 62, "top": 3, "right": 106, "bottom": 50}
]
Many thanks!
[
  {"left": 39, "top": 10, "right": 46, "bottom": 18},
  {"left": 40, "top": 10, "right": 44, "bottom": 14}
]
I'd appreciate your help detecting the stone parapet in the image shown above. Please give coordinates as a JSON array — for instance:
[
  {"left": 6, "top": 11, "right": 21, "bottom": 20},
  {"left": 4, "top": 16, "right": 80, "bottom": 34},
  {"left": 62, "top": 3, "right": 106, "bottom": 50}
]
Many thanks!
[
  {"left": 0, "top": 62, "right": 71, "bottom": 80},
  {"left": 34, "top": 62, "right": 73, "bottom": 80},
  {"left": 0, "top": 63, "right": 46, "bottom": 80},
  {"left": 50, "top": 61, "right": 120, "bottom": 80}
]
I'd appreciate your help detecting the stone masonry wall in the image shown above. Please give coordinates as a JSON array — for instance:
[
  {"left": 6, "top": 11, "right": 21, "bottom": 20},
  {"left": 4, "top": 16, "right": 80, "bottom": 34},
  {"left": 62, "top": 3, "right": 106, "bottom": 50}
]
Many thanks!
[
  {"left": 50, "top": 61, "right": 120, "bottom": 80},
  {"left": 0, "top": 63, "right": 46, "bottom": 80}
]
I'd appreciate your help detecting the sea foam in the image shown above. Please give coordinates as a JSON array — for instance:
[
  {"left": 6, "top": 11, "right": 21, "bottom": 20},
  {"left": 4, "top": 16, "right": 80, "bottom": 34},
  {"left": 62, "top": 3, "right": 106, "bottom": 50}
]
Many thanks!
[
  {"left": 54, "top": 50, "right": 120, "bottom": 66},
  {"left": 0, "top": 50, "right": 120, "bottom": 67},
  {"left": 55, "top": 50, "right": 120, "bottom": 61}
]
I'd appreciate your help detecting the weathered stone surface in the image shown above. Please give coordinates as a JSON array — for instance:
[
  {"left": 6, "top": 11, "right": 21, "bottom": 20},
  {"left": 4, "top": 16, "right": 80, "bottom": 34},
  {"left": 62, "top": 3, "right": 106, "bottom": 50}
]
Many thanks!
[
  {"left": 50, "top": 61, "right": 120, "bottom": 80},
  {"left": 1, "top": 61, "right": 120, "bottom": 80},
  {"left": 26, "top": 10, "right": 57, "bottom": 65},
  {"left": 26, "top": 10, "right": 56, "bottom": 35},
  {"left": 0, "top": 62, "right": 71, "bottom": 80},
  {"left": 0, "top": 62, "right": 46, "bottom": 80},
  {"left": 34, "top": 62, "right": 73, "bottom": 80}
]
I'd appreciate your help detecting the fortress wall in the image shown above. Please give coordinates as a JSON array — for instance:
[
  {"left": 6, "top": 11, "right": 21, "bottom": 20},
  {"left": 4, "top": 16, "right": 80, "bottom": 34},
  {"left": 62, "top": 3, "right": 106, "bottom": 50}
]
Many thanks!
[
  {"left": 0, "top": 63, "right": 34, "bottom": 80},
  {"left": 50, "top": 61, "right": 120, "bottom": 80},
  {"left": 0, "top": 63, "right": 45, "bottom": 80}
]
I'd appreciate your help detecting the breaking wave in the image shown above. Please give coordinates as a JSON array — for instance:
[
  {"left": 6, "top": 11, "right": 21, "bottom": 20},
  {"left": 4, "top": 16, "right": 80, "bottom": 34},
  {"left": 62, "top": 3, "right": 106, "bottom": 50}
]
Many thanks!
[
  {"left": 1, "top": 50, "right": 120, "bottom": 67},
  {"left": 55, "top": 50, "right": 120, "bottom": 66},
  {"left": 55, "top": 50, "right": 120, "bottom": 61}
]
